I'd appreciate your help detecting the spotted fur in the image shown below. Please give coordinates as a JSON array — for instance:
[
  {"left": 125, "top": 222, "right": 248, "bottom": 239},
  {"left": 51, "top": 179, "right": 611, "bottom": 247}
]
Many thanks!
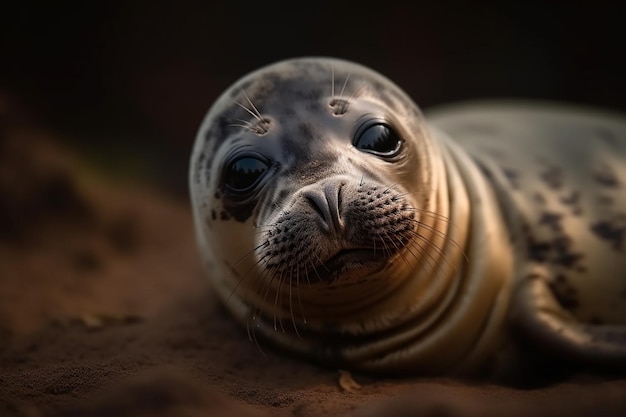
[{"left": 190, "top": 58, "right": 626, "bottom": 378}]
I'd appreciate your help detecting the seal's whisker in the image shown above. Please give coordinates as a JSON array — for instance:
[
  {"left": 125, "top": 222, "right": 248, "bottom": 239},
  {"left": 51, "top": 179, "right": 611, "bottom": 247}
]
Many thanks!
[
  {"left": 375, "top": 231, "right": 393, "bottom": 259},
  {"left": 246, "top": 310, "right": 254, "bottom": 341},
  {"left": 226, "top": 122, "right": 255, "bottom": 132},
  {"left": 312, "top": 251, "right": 331, "bottom": 275},
  {"left": 404, "top": 216, "right": 448, "bottom": 254},
  {"left": 407, "top": 217, "right": 449, "bottom": 244},
  {"left": 372, "top": 236, "right": 376, "bottom": 257},
  {"left": 243, "top": 258, "right": 278, "bottom": 330},
  {"left": 405, "top": 211, "right": 467, "bottom": 262},
  {"left": 403, "top": 232, "right": 440, "bottom": 273},
  {"left": 288, "top": 267, "right": 302, "bottom": 338},
  {"left": 382, "top": 181, "right": 408, "bottom": 194},
  {"left": 401, "top": 235, "right": 426, "bottom": 264},
  {"left": 242, "top": 90, "right": 264, "bottom": 122},
  {"left": 339, "top": 73, "right": 351, "bottom": 98},
  {"left": 252, "top": 315, "right": 268, "bottom": 355},
  {"left": 297, "top": 267, "right": 308, "bottom": 324},
  {"left": 258, "top": 261, "right": 278, "bottom": 304},
  {"left": 254, "top": 215, "right": 283, "bottom": 231},
  {"left": 385, "top": 235, "right": 397, "bottom": 257},
  {"left": 383, "top": 230, "right": 413, "bottom": 269},
  {"left": 233, "top": 118, "right": 256, "bottom": 126},
  {"left": 247, "top": 307, "right": 263, "bottom": 346},
  {"left": 226, "top": 243, "right": 273, "bottom": 303},
  {"left": 234, "top": 240, "right": 270, "bottom": 266},
  {"left": 242, "top": 264, "right": 279, "bottom": 333},
  {"left": 227, "top": 250, "right": 270, "bottom": 302},
  {"left": 246, "top": 310, "right": 263, "bottom": 351},
  {"left": 393, "top": 189, "right": 433, "bottom": 200},
  {"left": 268, "top": 270, "right": 282, "bottom": 332},
  {"left": 406, "top": 216, "right": 468, "bottom": 263},
  {"left": 259, "top": 267, "right": 282, "bottom": 330},
  {"left": 405, "top": 228, "right": 460, "bottom": 272},
  {"left": 253, "top": 228, "right": 274, "bottom": 237},
  {"left": 401, "top": 206, "right": 451, "bottom": 225},
  {"left": 232, "top": 99, "right": 262, "bottom": 123},
  {"left": 408, "top": 238, "right": 440, "bottom": 275},
  {"left": 272, "top": 269, "right": 288, "bottom": 334},
  {"left": 331, "top": 65, "right": 335, "bottom": 98},
  {"left": 305, "top": 258, "right": 318, "bottom": 286},
  {"left": 406, "top": 224, "right": 447, "bottom": 256},
  {"left": 253, "top": 222, "right": 277, "bottom": 230},
  {"left": 243, "top": 262, "right": 273, "bottom": 354}
]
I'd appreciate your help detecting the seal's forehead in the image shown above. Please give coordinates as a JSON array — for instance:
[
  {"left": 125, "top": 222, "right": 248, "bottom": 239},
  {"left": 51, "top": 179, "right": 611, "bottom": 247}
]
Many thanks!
[
  {"left": 229, "top": 61, "right": 342, "bottom": 108},
  {"left": 230, "top": 58, "right": 398, "bottom": 102}
]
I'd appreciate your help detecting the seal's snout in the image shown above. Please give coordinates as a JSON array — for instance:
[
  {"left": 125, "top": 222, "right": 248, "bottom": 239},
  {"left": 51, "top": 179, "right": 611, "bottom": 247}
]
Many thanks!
[{"left": 302, "top": 181, "right": 344, "bottom": 235}]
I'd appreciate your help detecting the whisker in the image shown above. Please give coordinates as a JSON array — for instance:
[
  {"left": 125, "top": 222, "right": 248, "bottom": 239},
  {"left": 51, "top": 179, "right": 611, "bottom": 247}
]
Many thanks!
[
  {"left": 400, "top": 234, "right": 424, "bottom": 264},
  {"left": 376, "top": 231, "right": 393, "bottom": 258},
  {"left": 225, "top": 238, "right": 273, "bottom": 302},
  {"left": 247, "top": 310, "right": 266, "bottom": 355},
  {"left": 234, "top": 240, "right": 269, "bottom": 266},
  {"left": 339, "top": 73, "right": 351, "bottom": 98},
  {"left": 331, "top": 65, "right": 335, "bottom": 98},
  {"left": 275, "top": 270, "right": 286, "bottom": 333},
  {"left": 406, "top": 215, "right": 466, "bottom": 261},
  {"left": 305, "top": 258, "right": 317, "bottom": 286},
  {"left": 258, "top": 261, "right": 278, "bottom": 307},
  {"left": 242, "top": 90, "right": 264, "bottom": 122},
  {"left": 382, "top": 181, "right": 408, "bottom": 194},
  {"left": 401, "top": 206, "right": 452, "bottom": 224},
  {"left": 403, "top": 230, "right": 440, "bottom": 272},
  {"left": 288, "top": 266, "right": 301, "bottom": 338},
  {"left": 383, "top": 230, "right": 413, "bottom": 269},
  {"left": 232, "top": 99, "right": 262, "bottom": 123},
  {"left": 407, "top": 217, "right": 449, "bottom": 243},
  {"left": 311, "top": 251, "right": 330, "bottom": 275},
  {"left": 226, "top": 122, "right": 255, "bottom": 132},
  {"left": 227, "top": 254, "right": 264, "bottom": 302},
  {"left": 297, "top": 267, "right": 308, "bottom": 324},
  {"left": 406, "top": 223, "right": 463, "bottom": 273},
  {"left": 373, "top": 235, "right": 376, "bottom": 257}
]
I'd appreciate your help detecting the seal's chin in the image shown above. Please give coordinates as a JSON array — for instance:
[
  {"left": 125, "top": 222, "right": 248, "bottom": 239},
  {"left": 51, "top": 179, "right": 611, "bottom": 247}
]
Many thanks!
[{"left": 310, "top": 249, "right": 388, "bottom": 282}]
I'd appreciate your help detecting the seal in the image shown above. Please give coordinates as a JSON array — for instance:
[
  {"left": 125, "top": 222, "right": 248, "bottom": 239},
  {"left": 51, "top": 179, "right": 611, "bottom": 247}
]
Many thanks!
[{"left": 189, "top": 57, "right": 626, "bottom": 378}]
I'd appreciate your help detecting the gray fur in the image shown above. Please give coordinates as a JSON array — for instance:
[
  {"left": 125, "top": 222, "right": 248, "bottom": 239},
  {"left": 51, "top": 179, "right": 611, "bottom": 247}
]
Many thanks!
[{"left": 189, "top": 58, "right": 626, "bottom": 379}]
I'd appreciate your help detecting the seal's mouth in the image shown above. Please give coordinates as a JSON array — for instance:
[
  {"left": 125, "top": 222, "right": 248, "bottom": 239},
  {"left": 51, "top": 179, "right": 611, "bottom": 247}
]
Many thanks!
[{"left": 309, "top": 249, "right": 387, "bottom": 282}]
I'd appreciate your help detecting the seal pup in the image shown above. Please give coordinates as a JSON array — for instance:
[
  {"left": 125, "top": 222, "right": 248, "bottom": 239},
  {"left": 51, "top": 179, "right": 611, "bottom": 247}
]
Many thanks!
[{"left": 189, "top": 57, "right": 626, "bottom": 378}]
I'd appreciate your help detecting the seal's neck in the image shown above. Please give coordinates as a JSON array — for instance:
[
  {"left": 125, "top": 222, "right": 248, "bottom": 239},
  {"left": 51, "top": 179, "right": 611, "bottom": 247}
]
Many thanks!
[{"left": 420, "top": 127, "right": 515, "bottom": 373}]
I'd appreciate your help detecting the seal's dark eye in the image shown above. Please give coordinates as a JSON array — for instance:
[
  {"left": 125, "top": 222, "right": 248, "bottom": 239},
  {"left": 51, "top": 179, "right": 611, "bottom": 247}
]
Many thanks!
[
  {"left": 224, "top": 156, "right": 269, "bottom": 193},
  {"left": 354, "top": 123, "right": 402, "bottom": 157}
]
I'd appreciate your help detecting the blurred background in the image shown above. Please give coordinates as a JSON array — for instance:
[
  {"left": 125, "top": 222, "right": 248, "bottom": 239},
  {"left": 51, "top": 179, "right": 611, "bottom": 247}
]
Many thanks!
[{"left": 1, "top": 1, "right": 624, "bottom": 196}]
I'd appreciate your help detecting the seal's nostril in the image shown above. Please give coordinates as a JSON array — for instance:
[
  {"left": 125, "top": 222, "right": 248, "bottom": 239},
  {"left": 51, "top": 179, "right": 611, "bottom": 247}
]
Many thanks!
[
  {"left": 303, "top": 182, "right": 344, "bottom": 234},
  {"left": 305, "top": 192, "right": 328, "bottom": 224},
  {"left": 323, "top": 181, "right": 343, "bottom": 231},
  {"left": 337, "top": 183, "right": 344, "bottom": 214}
]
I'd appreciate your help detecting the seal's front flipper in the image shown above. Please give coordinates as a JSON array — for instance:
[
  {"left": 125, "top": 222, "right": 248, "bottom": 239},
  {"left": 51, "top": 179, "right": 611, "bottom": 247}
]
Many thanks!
[{"left": 512, "top": 268, "right": 626, "bottom": 372}]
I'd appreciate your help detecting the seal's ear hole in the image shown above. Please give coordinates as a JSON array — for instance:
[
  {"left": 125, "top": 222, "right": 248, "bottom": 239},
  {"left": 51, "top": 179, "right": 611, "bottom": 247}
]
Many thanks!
[
  {"left": 223, "top": 156, "right": 269, "bottom": 193},
  {"left": 354, "top": 123, "right": 402, "bottom": 157}
]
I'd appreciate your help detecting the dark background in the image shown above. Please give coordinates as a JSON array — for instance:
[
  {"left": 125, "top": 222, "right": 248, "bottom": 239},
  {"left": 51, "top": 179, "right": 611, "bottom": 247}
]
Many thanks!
[{"left": 1, "top": 1, "right": 624, "bottom": 195}]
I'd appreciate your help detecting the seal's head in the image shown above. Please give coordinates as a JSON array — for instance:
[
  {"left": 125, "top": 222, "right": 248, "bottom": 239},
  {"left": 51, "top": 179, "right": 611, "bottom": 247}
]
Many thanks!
[{"left": 190, "top": 57, "right": 459, "bottom": 361}]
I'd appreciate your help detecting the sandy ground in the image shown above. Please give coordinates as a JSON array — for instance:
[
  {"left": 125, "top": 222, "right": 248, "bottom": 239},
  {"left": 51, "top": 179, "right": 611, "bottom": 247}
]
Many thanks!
[{"left": 1, "top": 118, "right": 626, "bottom": 417}]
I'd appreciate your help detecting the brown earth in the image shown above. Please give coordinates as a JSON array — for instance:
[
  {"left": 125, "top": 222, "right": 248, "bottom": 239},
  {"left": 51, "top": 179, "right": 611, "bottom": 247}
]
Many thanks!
[{"left": 1, "top": 109, "right": 625, "bottom": 417}]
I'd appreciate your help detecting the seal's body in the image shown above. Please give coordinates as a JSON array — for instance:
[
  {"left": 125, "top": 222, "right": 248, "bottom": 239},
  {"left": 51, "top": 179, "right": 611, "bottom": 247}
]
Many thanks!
[{"left": 189, "top": 57, "right": 626, "bottom": 377}]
